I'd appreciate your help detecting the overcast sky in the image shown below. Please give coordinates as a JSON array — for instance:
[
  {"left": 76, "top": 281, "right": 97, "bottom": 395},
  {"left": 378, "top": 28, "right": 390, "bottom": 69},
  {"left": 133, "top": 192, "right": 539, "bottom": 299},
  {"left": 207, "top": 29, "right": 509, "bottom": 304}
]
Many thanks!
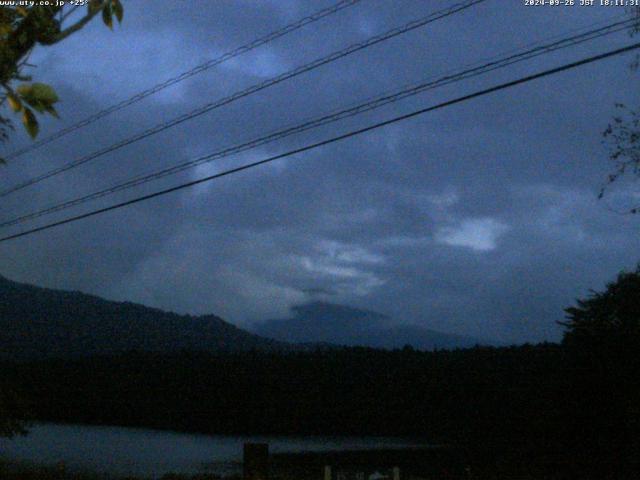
[{"left": 0, "top": 0, "right": 638, "bottom": 344}]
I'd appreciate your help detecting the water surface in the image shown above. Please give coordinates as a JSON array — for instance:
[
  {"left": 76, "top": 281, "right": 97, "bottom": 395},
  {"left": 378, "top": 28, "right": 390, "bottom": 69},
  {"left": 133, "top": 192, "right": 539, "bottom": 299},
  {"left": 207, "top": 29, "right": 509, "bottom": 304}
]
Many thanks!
[{"left": 0, "top": 423, "right": 424, "bottom": 478}]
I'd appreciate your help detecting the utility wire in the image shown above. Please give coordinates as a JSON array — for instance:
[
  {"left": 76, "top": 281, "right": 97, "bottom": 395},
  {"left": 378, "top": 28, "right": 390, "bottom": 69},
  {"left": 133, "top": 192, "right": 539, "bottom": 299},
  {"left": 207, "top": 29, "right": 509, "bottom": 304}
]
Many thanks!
[
  {"left": 0, "top": 17, "right": 634, "bottom": 230},
  {"left": 0, "top": 0, "right": 487, "bottom": 198},
  {"left": 1, "top": 0, "right": 362, "bottom": 161},
  {"left": 1, "top": 42, "right": 638, "bottom": 244}
]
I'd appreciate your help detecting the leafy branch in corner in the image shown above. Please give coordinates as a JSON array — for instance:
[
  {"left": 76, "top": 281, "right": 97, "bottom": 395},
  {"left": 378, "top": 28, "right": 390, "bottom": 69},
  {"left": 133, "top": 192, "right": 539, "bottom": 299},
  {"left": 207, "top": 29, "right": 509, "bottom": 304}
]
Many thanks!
[{"left": 0, "top": 0, "right": 124, "bottom": 162}]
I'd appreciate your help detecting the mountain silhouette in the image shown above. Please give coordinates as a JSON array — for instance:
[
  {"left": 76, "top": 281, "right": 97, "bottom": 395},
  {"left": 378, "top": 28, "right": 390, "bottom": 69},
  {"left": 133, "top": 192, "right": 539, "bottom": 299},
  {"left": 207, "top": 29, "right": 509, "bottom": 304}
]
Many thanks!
[
  {"left": 0, "top": 274, "right": 286, "bottom": 360},
  {"left": 254, "top": 301, "right": 489, "bottom": 350}
]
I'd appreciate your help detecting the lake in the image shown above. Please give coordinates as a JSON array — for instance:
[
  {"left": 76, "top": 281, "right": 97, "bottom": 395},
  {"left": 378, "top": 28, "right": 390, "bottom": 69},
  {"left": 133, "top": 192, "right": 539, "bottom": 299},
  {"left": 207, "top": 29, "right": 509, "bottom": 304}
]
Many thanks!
[{"left": 0, "top": 423, "right": 425, "bottom": 478}]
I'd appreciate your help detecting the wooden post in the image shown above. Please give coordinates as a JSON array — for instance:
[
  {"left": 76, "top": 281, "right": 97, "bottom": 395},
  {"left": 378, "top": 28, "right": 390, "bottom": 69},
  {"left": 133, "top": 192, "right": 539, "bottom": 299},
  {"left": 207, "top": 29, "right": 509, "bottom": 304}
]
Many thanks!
[
  {"left": 392, "top": 466, "right": 400, "bottom": 480},
  {"left": 243, "top": 442, "right": 269, "bottom": 480},
  {"left": 324, "top": 465, "right": 332, "bottom": 480}
]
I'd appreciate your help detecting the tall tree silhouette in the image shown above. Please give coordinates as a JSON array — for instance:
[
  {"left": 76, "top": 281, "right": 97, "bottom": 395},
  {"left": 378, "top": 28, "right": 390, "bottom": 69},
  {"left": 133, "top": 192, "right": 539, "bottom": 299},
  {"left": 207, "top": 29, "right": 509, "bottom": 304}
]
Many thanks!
[{"left": 560, "top": 265, "right": 640, "bottom": 477}]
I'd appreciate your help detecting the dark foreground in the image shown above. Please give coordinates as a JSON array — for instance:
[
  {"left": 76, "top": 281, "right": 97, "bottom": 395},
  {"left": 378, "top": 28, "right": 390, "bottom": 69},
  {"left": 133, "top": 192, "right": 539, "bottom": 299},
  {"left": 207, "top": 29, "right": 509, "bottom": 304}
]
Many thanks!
[
  {"left": 0, "top": 461, "right": 223, "bottom": 480},
  {"left": 1, "top": 342, "right": 639, "bottom": 479},
  {"left": 3, "top": 268, "right": 640, "bottom": 479}
]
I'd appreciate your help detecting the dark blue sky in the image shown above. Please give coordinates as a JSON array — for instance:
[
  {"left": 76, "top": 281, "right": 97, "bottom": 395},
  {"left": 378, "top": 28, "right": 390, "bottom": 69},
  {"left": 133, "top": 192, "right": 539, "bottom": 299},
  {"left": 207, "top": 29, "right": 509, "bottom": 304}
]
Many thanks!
[{"left": 1, "top": 0, "right": 638, "bottom": 344}]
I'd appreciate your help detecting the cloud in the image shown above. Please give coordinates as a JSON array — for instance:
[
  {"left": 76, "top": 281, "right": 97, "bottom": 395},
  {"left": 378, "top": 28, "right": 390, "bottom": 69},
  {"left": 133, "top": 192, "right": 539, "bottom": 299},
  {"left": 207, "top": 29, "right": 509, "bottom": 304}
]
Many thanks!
[
  {"left": 294, "top": 240, "right": 386, "bottom": 297},
  {"left": 434, "top": 217, "right": 508, "bottom": 252},
  {"left": 1, "top": 0, "right": 638, "bottom": 345}
]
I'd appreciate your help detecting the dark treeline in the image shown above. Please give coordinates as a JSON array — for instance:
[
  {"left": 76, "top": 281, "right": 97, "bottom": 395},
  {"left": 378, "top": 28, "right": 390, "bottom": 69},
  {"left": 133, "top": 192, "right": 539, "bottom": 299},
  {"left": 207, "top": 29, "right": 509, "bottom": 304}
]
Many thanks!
[
  {"left": 0, "top": 342, "right": 635, "bottom": 478},
  {"left": 1, "top": 344, "right": 563, "bottom": 438}
]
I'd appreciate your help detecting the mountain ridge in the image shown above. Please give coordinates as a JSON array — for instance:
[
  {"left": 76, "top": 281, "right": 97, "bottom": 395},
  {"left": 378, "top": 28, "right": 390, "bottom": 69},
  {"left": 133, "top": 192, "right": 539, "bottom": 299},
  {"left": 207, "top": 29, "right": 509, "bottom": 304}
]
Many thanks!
[
  {"left": 0, "top": 274, "right": 287, "bottom": 361},
  {"left": 0, "top": 275, "right": 493, "bottom": 360},
  {"left": 253, "top": 301, "right": 492, "bottom": 350}
]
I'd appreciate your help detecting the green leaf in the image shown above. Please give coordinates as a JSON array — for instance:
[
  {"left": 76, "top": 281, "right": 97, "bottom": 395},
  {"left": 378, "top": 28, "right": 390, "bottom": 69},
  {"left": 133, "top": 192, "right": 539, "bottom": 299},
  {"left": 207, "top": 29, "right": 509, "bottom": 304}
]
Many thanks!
[
  {"left": 22, "top": 107, "right": 39, "bottom": 139},
  {"left": 30, "top": 83, "right": 58, "bottom": 105},
  {"left": 102, "top": 4, "right": 113, "bottom": 29},
  {"left": 16, "top": 83, "right": 32, "bottom": 97},
  {"left": 28, "top": 101, "right": 46, "bottom": 113},
  {"left": 44, "top": 104, "right": 59, "bottom": 119},
  {"left": 112, "top": 0, "right": 123, "bottom": 23},
  {"left": 7, "top": 93, "right": 22, "bottom": 112},
  {"left": 16, "top": 82, "right": 58, "bottom": 113}
]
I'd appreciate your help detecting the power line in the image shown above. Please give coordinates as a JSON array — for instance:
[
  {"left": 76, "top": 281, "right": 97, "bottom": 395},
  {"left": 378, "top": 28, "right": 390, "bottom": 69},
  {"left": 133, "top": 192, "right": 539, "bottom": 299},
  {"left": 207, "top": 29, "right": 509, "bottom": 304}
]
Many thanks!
[
  {"left": 1, "top": 0, "right": 362, "bottom": 161},
  {"left": 1, "top": 41, "right": 637, "bottom": 244},
  {"left": 0, "top": 16, "right": 633, "bottom": 230},
  {"left": 0, "top": 0, "right": 487, "bottom": 198}
]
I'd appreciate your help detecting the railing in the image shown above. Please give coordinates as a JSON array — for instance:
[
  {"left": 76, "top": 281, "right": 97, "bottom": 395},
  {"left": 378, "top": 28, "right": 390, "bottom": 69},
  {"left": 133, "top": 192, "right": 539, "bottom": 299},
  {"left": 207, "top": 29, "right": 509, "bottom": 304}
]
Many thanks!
[{"left": 242, "top": 442, "right": 465, "bottom": 480}]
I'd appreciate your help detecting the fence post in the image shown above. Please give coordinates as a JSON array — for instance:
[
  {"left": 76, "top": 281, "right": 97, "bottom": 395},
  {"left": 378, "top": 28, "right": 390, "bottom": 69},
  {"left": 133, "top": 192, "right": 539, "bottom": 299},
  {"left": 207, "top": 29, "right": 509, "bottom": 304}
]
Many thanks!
[
  {"left": 324, "top": 465, "right": 332, "bottom": 480},
  {"left": 392, "top": 466, "right": 400, "bottom": 480},
  {"left": 243, "top": 442, "right": 269, "bottom": 480}
]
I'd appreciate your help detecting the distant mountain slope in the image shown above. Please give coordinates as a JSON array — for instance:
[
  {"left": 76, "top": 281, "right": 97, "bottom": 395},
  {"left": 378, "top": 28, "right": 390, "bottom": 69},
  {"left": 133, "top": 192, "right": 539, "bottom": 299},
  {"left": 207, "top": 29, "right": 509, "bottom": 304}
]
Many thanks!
[
  {"left": 254, "top": 302, "right": 489, "bottom": 350},
  {"left": 0, "top": 275, "right": 286, "bottom": 360}
]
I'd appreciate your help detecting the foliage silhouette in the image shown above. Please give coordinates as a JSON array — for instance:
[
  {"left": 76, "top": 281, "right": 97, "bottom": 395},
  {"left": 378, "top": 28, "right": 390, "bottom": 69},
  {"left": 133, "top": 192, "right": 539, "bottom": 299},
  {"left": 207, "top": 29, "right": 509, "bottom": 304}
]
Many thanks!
[
  {"left": 559, "top": 265, "right": 640, "bottom": 478},
  {"left": 0, "top": 1, "right": 123, "bottom": 151}
]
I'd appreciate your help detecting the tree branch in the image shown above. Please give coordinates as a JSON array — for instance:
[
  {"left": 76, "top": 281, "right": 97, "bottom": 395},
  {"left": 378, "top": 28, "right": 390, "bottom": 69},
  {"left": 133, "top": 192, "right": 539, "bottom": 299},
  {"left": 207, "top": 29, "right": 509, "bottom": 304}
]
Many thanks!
[
  {"left": 59, "top": 4, "right": 81, "bottom": 24},
  {"left": 48, "top": 1, "right": 107, "bottom": 43}
]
